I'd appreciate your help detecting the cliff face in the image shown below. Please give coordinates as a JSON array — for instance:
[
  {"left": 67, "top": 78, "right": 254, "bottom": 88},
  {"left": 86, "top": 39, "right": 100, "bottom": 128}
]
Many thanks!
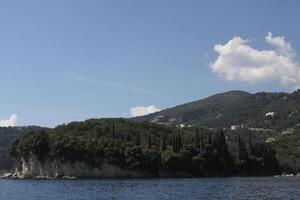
[{"left": 15, "top": 155, "right": 157, "bottom": 179}]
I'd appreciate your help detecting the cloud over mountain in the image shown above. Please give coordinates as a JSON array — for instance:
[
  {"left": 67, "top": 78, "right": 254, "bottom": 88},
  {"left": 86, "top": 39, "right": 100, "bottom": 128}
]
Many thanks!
[
  {"left": 0, "top": 114, "right": 18, "bottom": 127},
  {"left": 211, "top": 32, "right": 300, "bottom": 89},
  {"left": 130, "top": 106, "right": 160, "bottom": 117}
]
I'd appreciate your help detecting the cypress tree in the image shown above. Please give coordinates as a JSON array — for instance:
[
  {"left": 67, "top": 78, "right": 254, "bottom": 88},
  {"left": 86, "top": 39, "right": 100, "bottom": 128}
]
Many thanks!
[
  {"left": 194, "top": 128, "right": 200, "bottom": 150},
  {"left": 135, "top": 131, "right": 141, "bottom": 146},
  {"left": 212, "top": 132, "right": 217, "bottom": 148},
  {"left": 148, "top": 129, "right": 152, "bottom": 149},
  {"left": 155, "top": 137, "right": 160, "bottom": 152},
  {"left": 93, "top": 125, "right": 101, "bottom": 141},
  {"left": 219, "top": 131, "right": 226, "bottom": 150},
  {"left": 201, "top": 132, "right": 204, "bottom": 152},
  {"left": 126, "top": 132, "right": 131, "bottom": 142},
  {"left": 112, "top": 120, "right": 115, "bottom": 140},
  {"left": 238, "top": 134, "right": 242, "bottom": 160},
  {"left": 178, "top": 130, "right": 183, "bottom": 150},
  {"left": 87, "top": 130, "right": 91, "bottom": 148},
  {"left": 208, "top": 133, "right": 213, "bottom": 145},
  {"left": 172, "top": 131, "right": 176, "bottom": 152},
  {"left": 175, "top": 132, "right": 178, "bottom": 152},
  {"left": 162, "top": 134, "right": 167, "bottom": 151},
  {"left": 248, "top": 132, "right": 253, "bottom": 155},
  {"left": 234, "top": 135, "right": 238, "bottom": 143},
  {"left": 218, "top": 130, "right": 229, "bottom": 160},
  {"left": 238, "top": 133, "right": 249, "bottom": 161}
]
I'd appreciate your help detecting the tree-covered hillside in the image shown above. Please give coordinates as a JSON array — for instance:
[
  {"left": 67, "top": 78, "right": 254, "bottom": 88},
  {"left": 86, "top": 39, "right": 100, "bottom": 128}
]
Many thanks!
[
  {"left": 134, "top": 90, "right": 300, "bottom": 130},
  {"left": 10, "top": 118, "right": 280, "bottom": 177},
  {"left": 0, "top": 126, "right": 47, "bottom": 170},
  {"left": 272, "top": 128, "right": 300, "bottom": 173}
]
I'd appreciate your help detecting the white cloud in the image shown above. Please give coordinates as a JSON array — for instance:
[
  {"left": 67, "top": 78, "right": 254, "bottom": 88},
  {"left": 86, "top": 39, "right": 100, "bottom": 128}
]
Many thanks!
[
  {"left": 130, "top": 106, "right": 161, "bottom": 117},
  {"left": 210, "top": 32, "right": 300, "bottom": 88},
  {"left": 265, "top": 32, "right": 294, "bottom": 59},
  {"left": 0, "top": 114, "right": 18, "bottom": 127}
]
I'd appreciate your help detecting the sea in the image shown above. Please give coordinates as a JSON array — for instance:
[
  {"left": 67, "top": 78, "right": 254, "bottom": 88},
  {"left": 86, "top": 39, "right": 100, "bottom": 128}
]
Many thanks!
[{"left": 0, "top": 177, "right": 299, "bottom": 200}]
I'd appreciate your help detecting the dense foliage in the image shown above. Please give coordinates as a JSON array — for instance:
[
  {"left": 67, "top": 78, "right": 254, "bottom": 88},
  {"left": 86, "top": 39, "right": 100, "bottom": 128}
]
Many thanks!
[
  {"left": 0, "top": 126, "right": 46, "bottom": 170},
  {"left": 272, "top": 128, "right": 300, "bottom": 173},
  {"left": 10, "top": 118, "right": 280, "bottom": 176}
]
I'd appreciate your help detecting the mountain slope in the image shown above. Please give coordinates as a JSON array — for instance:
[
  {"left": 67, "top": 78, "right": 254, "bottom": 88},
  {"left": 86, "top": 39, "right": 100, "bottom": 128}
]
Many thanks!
[{"left": 134, "top": 90, "right": 300, "bottom": 130}]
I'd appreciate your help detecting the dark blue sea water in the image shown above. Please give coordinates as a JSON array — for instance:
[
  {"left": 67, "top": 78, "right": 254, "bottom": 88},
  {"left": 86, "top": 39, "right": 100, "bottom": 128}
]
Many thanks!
[{"left": 0, "top": 177, "right": 299, "bottom": 200}]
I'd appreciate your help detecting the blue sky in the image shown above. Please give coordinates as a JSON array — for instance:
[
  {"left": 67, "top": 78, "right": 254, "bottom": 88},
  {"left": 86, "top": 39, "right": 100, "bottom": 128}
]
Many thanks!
[{"left": 0, "top": 0, "right": 300, "bottom": 127}]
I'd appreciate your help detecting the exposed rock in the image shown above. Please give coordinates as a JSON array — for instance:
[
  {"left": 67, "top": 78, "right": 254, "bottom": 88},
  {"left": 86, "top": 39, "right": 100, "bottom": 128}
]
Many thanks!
[
  {"left": 13, "top": 155, "right": 158, "bottom": 179},
  {"left": 10, "top": 155, "right": 196, "bottom": 179}
]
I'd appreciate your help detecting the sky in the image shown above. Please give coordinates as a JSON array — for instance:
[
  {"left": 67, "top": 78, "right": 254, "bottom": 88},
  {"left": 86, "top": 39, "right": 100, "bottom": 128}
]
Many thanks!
[{"left": 0, "top": 0, "right": 300, "bottom": 127}]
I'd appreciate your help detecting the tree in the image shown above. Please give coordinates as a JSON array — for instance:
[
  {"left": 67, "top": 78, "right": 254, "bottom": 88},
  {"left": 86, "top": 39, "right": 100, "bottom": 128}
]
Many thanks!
[
  {"left": 161, "top": 150, "right": 182, "bottom": 171},
  {"left": 248, "top": 132, "right": 253, "bottom": 154},
  {"left": 216, "top": 130, "right": 230, "bottom": 160},
  {"left": 192, "top": 154, "right": 205, "bottom": 174},
  {"left": 172, "top": 131, "right": 181, "bottom": 153},
  {"left": 112, "top": 120, "right": 115, "bottom": 140},
  {"left": 194, "top": 128, "right": 200, "bottom": 150},
  {"left": 162, "top": 134, "right": 167, "bottom": 151},
  {"left": 125, "top": 146, "right": 144, "bottom": 169},
  {"left": 208, "top": 133, "right": 213, "bottom": 145},
  {"left": 126, "top": 133, "right": 131, "bottom": 142},
  {"left": 178, "top": 130, "right": 183, "bottom": 151},
  {"left": 135, "top": 131, "right": 141, "bottom": 146},
  {"left": 143, "top": 149, "right": 162, "bottom": 172},
  {"left": 148, "top": 129, "right": 152, "bottom": 149},
  {"left": 93, "top": 125, "right": 102, "bottom": 140},
  {"left": 155, "top": 137, "right": 160, "bottom": 152},
  {"left": 238, "top": 134, "right": 249, "bottom": 161},
  {"left": 201, "top": 132, "right": 205, "bottom": 152},
  {"left": 172, "top": 131, "right": 176, "bottom": 152}
]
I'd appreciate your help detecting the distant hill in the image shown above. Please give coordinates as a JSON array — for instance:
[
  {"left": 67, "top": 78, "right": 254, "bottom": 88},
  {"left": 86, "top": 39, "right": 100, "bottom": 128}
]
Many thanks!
[
  {"left": 0, "top": 126, "right": 48, "bottom": 170},
  {"left": 133, "top": 90, "right": 300, "bottom": 130}
]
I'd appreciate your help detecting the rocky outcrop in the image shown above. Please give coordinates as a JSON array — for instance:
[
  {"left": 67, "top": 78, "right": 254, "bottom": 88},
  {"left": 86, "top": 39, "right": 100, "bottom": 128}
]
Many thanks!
[
  {"left": 12, "top": 155, "right": 158, "bottom": 179},
  {"left": 8, "top": 155, "right": 194, "bottom": 179}
]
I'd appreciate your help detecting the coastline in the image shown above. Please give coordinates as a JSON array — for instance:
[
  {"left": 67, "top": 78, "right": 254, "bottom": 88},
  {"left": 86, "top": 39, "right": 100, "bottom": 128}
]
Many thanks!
[
  {"left": 0, "top": 155, "right": 289, "bottom": 180},
  {"left": 2, "top": 169, "right": 294, "bottom": 180},
  {"left": 1, "top": 174, "right": 298, "bottom": 180}
]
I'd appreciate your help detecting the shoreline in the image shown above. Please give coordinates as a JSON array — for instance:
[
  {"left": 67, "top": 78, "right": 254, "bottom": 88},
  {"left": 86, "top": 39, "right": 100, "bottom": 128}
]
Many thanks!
[{"left": 1, "top": 172, "right": 297, "bottom": 180}]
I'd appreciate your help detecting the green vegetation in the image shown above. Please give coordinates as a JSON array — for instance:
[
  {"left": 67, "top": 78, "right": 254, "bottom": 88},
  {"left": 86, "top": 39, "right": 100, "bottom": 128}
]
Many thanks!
[
  {"left": 10, "top": 118, "right": 280, "bottom": 177},
  {"left": 135, "top": 90, "right": 300, "bottom": 130},
  {"left": 0, "top": 126, "right": 46, "bottom": 170},
  {"left": 272, "top": 128, "right": 300, "bottom": 173}
]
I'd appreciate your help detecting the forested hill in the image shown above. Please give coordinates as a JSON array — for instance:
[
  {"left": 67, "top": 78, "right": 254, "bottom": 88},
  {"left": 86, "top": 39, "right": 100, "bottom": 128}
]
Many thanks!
[
  {"left": 133, "top": 90, "right": 300, "bottom": 130},
  {"left": 10, "top": 118, "right": 280, "bottom": 177},
  {"left": 0, "top": 126, "right": 47, "bottom": 170}
]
